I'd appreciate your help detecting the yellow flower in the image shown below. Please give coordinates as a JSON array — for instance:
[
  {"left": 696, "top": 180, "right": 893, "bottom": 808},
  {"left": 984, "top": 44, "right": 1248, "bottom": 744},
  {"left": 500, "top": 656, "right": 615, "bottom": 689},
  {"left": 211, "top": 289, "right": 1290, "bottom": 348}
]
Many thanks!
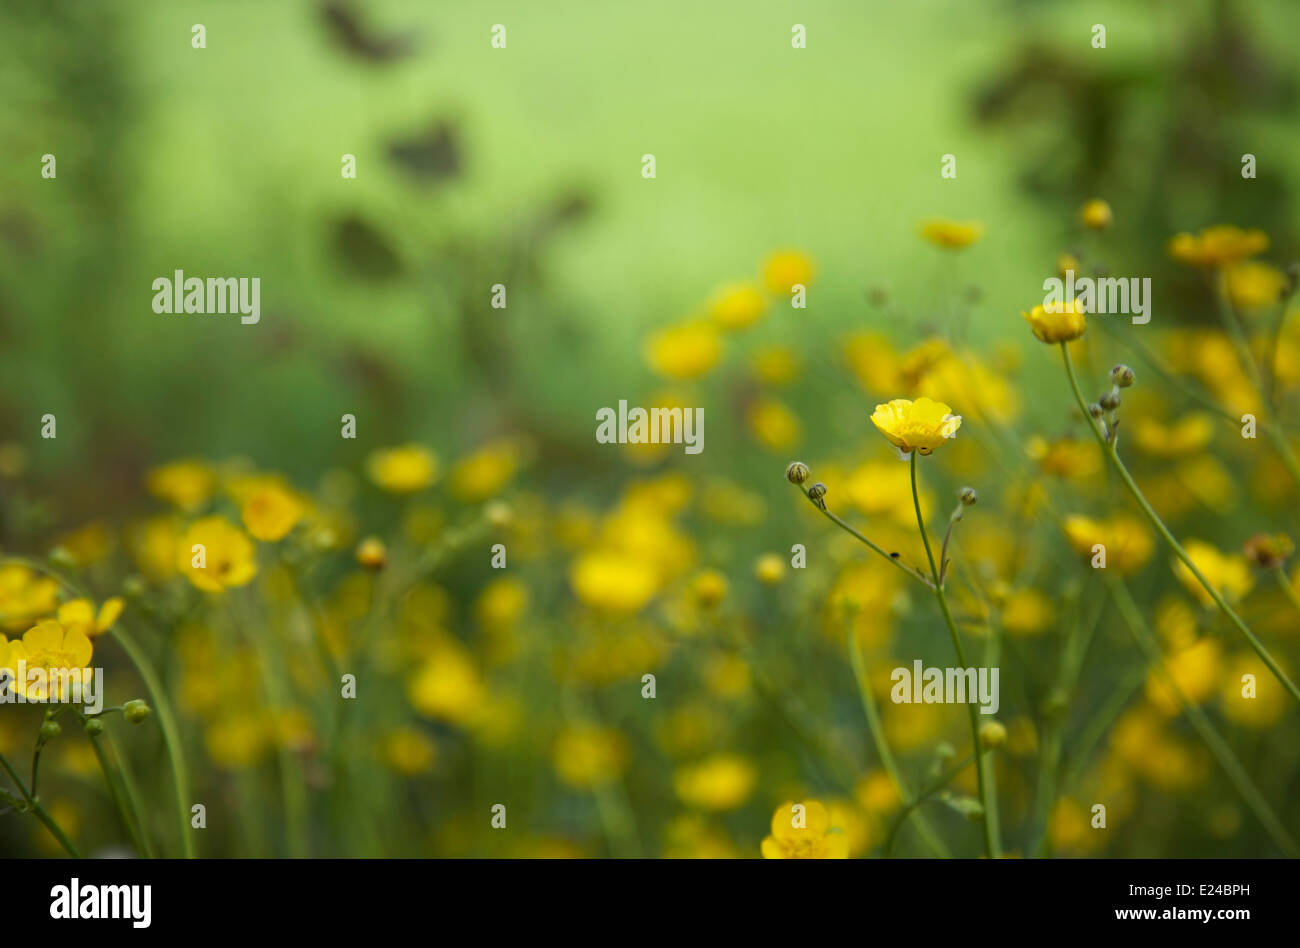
[
  {"left": 126, "top": 516, "right": 181, "bottom": 582},
  {"left": 1062, "top": 514, "right": 1154, "bottom": 575},
  {"left": 1224, "top": 260, "right": 1288, "bottom": 310},
  {"left": 0, "top": 565, "right": 60, "bottom": 633},
  {"left": 1026, "top": 435, "right": 1099, "bottom": 478},
  {"left": 238, "top": 477, "right": 305, "bottom": 542},
  {"left": 1173, "top": 540, "right": 1253, "bottom": 607},
  {"left": 475, "top": 576, "right": 529, "bottom": 630},
  {"left": 855, "top": 771, "right": 901, "bottom": 816},
  {"left": 1131, "top": 413, "right": 1215, "bottom": 458},
  {"left": 146, "top": 459, "right": 216, "bottom": 511},
  {"left": 553, "top": 724, "right": 628, "bottom": 789},
  {"left": 708, "top": 283, "right": 767, "bottom": 330},
  {"left": 1219, "top": 654, "right": 1290, "bottom": 729},
  {"left": 747, "top": 397, "right": 801, "bottom": 451},
  {"left": 754, "top": 553, "right": 786, "bottom": 585},
  {"left": 673, "top": 753, "right": 757, "bottom": 810},
  {"left": 762, "top": 249, "right": 815, "bottom": 295},
  {"left": 355, "top": 536, "right": 387, "bottom": 570},
  {"left": 1168, "top": 225, "right": 1269, "bottom": 268},
  {"left": 1145, "top": 638, "right": 1222, "bottom": 716},
  {"left": 690, "top": 569, "right": 729, "bottom": 609},
  {"left": 367, "top": 444, "right": 438, "bottom": 494},
  {"left": 1080, "top": 198, "right": 1113, "bottom": 230},
  {"left": 1022, "top": 298, "right": 1086, "bottom": 344},
  {"left": 407, "top": 639, "right": 485, "bottom": 725},
  {"left": 751, "top": 345, "right": 800, "bottom": 386},
  {"left": 919, "top": 218, "right": 983, "bottom": 250},
  {"left": 1056, "top": 253, "right": 1081, "bottom": 278},
  {"left": 5, "top": 620, "right": 94, "bottom": 702},
  {"left": 760, "top": 800, "right": 849, "bottom": 859},
  {"left": 570, "top": 551, "right": 660, "bottom": 614},
  {"left": 177, "top": 516, "right": 258, "bottom": 593},
  {"left": 1001, "top": 588, "right": 1054, "bottom": 636},
  {"left": 448, "top": 438, "right": 522, "bottom": 502},
  {"left": 380, "top": 727, "right": 437, "bottom": 775},
  {"left": 645, "top": 321, "right": 722, "bottom": 379},
  {"left": 870, "top": 397, "right": 962, "bottom": 456},
  {"left": 53, "top": 521, "right": 114, "bottom": 566},
  {"left": 56, "top": 598, "right": 125, "bottom": 639}
]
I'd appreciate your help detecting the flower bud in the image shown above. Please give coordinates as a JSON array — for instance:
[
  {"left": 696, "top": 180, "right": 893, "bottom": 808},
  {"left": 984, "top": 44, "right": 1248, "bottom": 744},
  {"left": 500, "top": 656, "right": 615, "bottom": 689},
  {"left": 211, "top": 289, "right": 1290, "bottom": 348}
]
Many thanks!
[
  {"left": 123, "top": 699, "right": 152, "bottom": 724},
  {"left": 978, "top": 720, "right": 1007, "bottom": 750},
  {"left": 121, "top": 575, "right": 147, "bottom": 601},
  {"left": 806, "top": 482, "right": 827, "bottom": 506},
  {"left": 785, "top": 461, "right": 810, "bottom": 485},
  {"left": 484, "top": 500, "right": 514, "bottom": 530},
  {"left": 959, "top": 487, "right": 978, "bottom": 506},
  {"left": 47, "top": 546, "right": 78, "bottom": 572},
  {"left": 1087, "top": 403, "right": 1104, "bottom": 419},
  {"left": 1099, "top": 390, "right": 1121, "bottom": 411},
  {"left": 84, "top": 717, "right": 105, "bottom": 737},
  {"left": 1110, "top": 364, "right": 1136, "bottom": 388},
  {"left": 39, "top": 719, "right": 62, "bottom": 742},
  {"left": 355, "top": 537, "right": 387, "bottom": 571}
]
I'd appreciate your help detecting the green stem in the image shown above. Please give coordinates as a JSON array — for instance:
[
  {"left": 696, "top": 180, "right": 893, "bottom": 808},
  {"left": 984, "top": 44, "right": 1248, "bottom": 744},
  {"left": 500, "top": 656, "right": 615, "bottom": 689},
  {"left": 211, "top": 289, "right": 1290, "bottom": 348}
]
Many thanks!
[
  {"left": 82, "top": 715, "right": 151, "bottom": 857},
  {"left": 804, "top": 492, "right": 934, "bottom": 588},
  {"left": 0, "top": 750, "right": 81, "bottom": 857},
  {"left": 846, "top": 623, "right": 951, "bottom": 858},
  {"left": 883, "top": 753, "right": 973, "bottom": 858},
  {"left": 0, "top": 555, "right": 195, "bottom": 857},
  {"left": 1274, "top": 565, "right": 1300, "bottom": 617},
  {"left": 910, "top": 453, "right": 1001, "bottom": 858},
  {"left": 1107, "top": 575, "right": 1299, "bottom": 856},
  {"left": 1059, "top": 344, "right": 1300, "bottom": 708}
]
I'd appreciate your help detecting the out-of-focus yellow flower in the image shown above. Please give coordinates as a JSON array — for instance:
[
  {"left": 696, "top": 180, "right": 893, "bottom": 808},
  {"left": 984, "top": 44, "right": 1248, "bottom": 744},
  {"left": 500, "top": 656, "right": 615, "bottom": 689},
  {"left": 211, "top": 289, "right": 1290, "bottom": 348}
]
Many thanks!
[
  {"left": 1056, "top": 253, "right": 1081, "bottom": 278},
  {"left": 690, "top": 569, "right": 729, "bottom": 610},
  {"left": 1048, "top": 798, "right": 1103, "bottom": 853},
  {"left": 703, "top": 652, "right": 751, "bottom": 697},
  {"left": 751, "top": 345, "right": 800, "bottom": 386},
  {"left": 844, "top": 459, "right": 932, "bottom": 525},
  {"left": 755, "top": 553, "right": 786, "bottom": 585},
  {"left": 5, "top": 620, "right": 93, "bottom": 701},
  {"left": 237, "top": 477, "right": 305, "bottom": 542},
  {"left": 147, "top": 459, "right": 216, "bottom": 511},
  {"left": 449, "top": 438, "right": 523, "bottom": 502},
  {"left": 570, "top": 551, "right": 660, "bottom": 614},
  {"left": 747, "top": 397, "right": 801, "bottom": 451},
  {"left": 56, "top": 598, "right": 124, "bottom": 639},
  {"left": 1023, "top": 298, "right": 1086, "bottom": 344},
  {"left": 205, "top": 713, "right": 271, "bottom": 770},
  {"left": 1131, "top": 413, "right": 1215, "bottom": 458},
  {"left": 381, "top": 727, "right": 437, "bottom": 775},
  {"left": 708, "top": 283, "right": 767, "bottom": 329},
  {"left": 1224, "top": 260, "right": 1288, "bottom": 310},
  {"left": 870, "top": 397, "right": 961, "bottom": 456},
  {"left": 367, "top": 444, "right": 438, "bottom": 494},
  {"left": 1080, "top": 199, "right": 1113, "bottom": 230},
  {"left": 828, "top": 561, "right": 902, "bottom": 650},
  {"left": 1173, "top": 541, "right": 1253, "bottom": 607},
  {"left": 1154, "top": 596, "right": 1198, "bottom": 651},
  {"left": 1062, "top": 514, "right": 1154, "bottom": 575},
  {"left": 126, "top": 516, "right": 181, "bottom": 582},
  {"left": 1026, "top": 435, "right": 1099, "bottom": 479},
  {"left": 476, "top": 576, "right": 529, "bottom": 630},
  {"left": 53, "top": 521, "right": 113, "bottom": 566},
  {"left": 919, "top": 218, "right": 984, "bottom": 250},
  {"left": 1243, "top": 533, "right": 1293, "bottom": 570},
  {"left": 761, "top": 800, "right": 849, "bottom": 859},
  {"left": 762, "top": 249, "right": 815, "bottom": 295},
  {"left": 1145, "top": 637, "right": 1222, "bottom": 715},
  {"left": 673, "top": 753, "right": 757, "bottom": 810},
  {"left": 1219, "top": 654, "right": 1290, "bottom": 728},
  {"left": 0, "top": 565, "right": 60, "bottom": 633},
  {"left": 1000, "top": 588, "right": 1053, "bottom": 635},
  {"left": 843, "top": 331, "right": 901, "bottom": 394},
  {"left": 177, "top": 516, "right": 258, "bottom": 593},
  {"left": 645, "top": 321, "right": 722, "bottom": 379},
  {"left": 553, "top": 724, "right": 628, "bottom": 789},
  {"left": 355, "top": 536, "right": 387, "bottom": 570},
  {"left": 408, "top": 638, "right": 485, "bottom": 725},
  {"left": 855, "top": 771, "right": 901, "bottom": 816},
  {"left": 1169, "top": 225, "right": 1269, "bottom": 268}
]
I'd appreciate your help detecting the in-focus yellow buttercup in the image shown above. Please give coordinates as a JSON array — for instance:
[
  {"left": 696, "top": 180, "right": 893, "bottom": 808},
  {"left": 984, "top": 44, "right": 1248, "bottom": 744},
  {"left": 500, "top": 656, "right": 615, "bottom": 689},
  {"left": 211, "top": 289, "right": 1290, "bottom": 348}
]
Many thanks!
[
  {"left": 870, "top": 397, "right": 962, "bottom": 456},
  {"left": 760, "top": 799, "right": 849, "bottom": 859},
  {"left": 1023, "top": 298, "right": 1087, "bottom": 344},
  {"left": 5, "top": 620, "right": 94, "bottom": 701}
]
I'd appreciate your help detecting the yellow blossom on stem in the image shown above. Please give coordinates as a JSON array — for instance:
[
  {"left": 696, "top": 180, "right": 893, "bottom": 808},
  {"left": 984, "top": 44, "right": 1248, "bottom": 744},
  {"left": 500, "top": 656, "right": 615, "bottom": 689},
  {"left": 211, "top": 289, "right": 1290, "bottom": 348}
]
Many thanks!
[
  {"left": 56, "top": 597, "right": 125, "bottom": 639},
  {"left": 177, "top": 516, "right": 258, "bottom": 593},
  {"left": 1023, "top": 298, "right": 1086, "bottom": 344},
  {"left": 366, "top": 444, "right": 439, "bottom": 494},
  {"left": 1168, "top": 225, "right": 1269, "bottom": 268},
  {"left": 870, "top": 397, "right": 962, "bottom": 456},
  {"left": 760, "top": 800, "right": 849, "bottom": 859},
  {"left": 1172, "top": 540, "right": 1253, "bottom": 607},
  {"left": 5, "top": 620, "right": 94, "bottom": 701},
  {"left": 919, "top": 218, "right": 984, "bottom": 250}
]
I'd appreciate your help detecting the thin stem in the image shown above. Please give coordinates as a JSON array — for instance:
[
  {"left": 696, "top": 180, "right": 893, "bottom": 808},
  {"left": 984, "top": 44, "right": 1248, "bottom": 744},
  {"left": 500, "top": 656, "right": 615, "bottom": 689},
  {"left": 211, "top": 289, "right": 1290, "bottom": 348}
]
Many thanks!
[
  {"left": 910, "top": 453, "right": 1001, "bottom": 858},
  {"left": 846, "top": 623, "right": 951, "bottom": 858},
  {"left": 0, "top": 749, "right": 81, "bottom": 857},
  {"left": 1107, "top": 575, "right": 1299, "bottom": 856},
  {"left": 802, "top": 492, "right": 934, "bottom": 588},
  {"left": 883, "top": 753, "right": 974, "bottom": 858},
  {"left": 80, "top": 713, "right": 151, "bottom": 858},
  {"left": 1058, "top": 345, "right": 1300, "bottom": 708},
  {"left": 1274, "top": 565, "right": 1300, "bottom": 618}
]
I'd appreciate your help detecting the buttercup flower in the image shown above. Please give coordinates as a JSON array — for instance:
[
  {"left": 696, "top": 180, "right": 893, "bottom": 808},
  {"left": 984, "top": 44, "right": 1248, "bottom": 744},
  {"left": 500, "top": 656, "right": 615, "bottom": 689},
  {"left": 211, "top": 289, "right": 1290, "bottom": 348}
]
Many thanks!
[
  {"left": 1023, "top": 298, "right": 1086, "bottom": 344},
  {"left": 147, "top": 459, "right": 217, "bottom": 511},
  {"left": 644, "top": 321, "right": 723, "bottom": 379},
  {"left": 919, "top": 218, "right": 984, "bottom": 250},
  {"left": 708, "top": 283, "right": 767, "bottom": 330},
  {"left": 0, "top": 564, "right": 60, "bottom": 633},
  {"left": 761, "top": 800, "right": 849, "bottom": 859},
  {"left": 672, "top": 753, "right": 757, "bottom": 810},
  {"left": 1080, "top": 198, "right": 1113, "bottom": 230},
  {"left": 177, "top": 516, "right": 258, "bottom": 592},
  {"left": 870, "top": 397, "right": 962, "bottom": 456},
  {"left": 237, "top": 476, "right": 305, "bottom": 542},
  {"left": 1172, "top": 540, "right": 1253, "bottom": 607},
  {"left": 56, "top": 597, "right": 125, "bottom": 639},
  {"left": 367, "top": 444, "right": 439, "bottom": 494},
  {"left": 1224, "top": 260, "right": 1288, "bottom": 310},
  {"left": 1168, "top": 225, "right": 1269, "bottom": 268},
  {"left": 5, "top": 620, "right": 94, "bottom": 702},
  {"left": 762, "top": 250, "right": 815, "bottom": 295},
  {"left": 1062, "top": 514, "right": 1154, "bottom": 575}
]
